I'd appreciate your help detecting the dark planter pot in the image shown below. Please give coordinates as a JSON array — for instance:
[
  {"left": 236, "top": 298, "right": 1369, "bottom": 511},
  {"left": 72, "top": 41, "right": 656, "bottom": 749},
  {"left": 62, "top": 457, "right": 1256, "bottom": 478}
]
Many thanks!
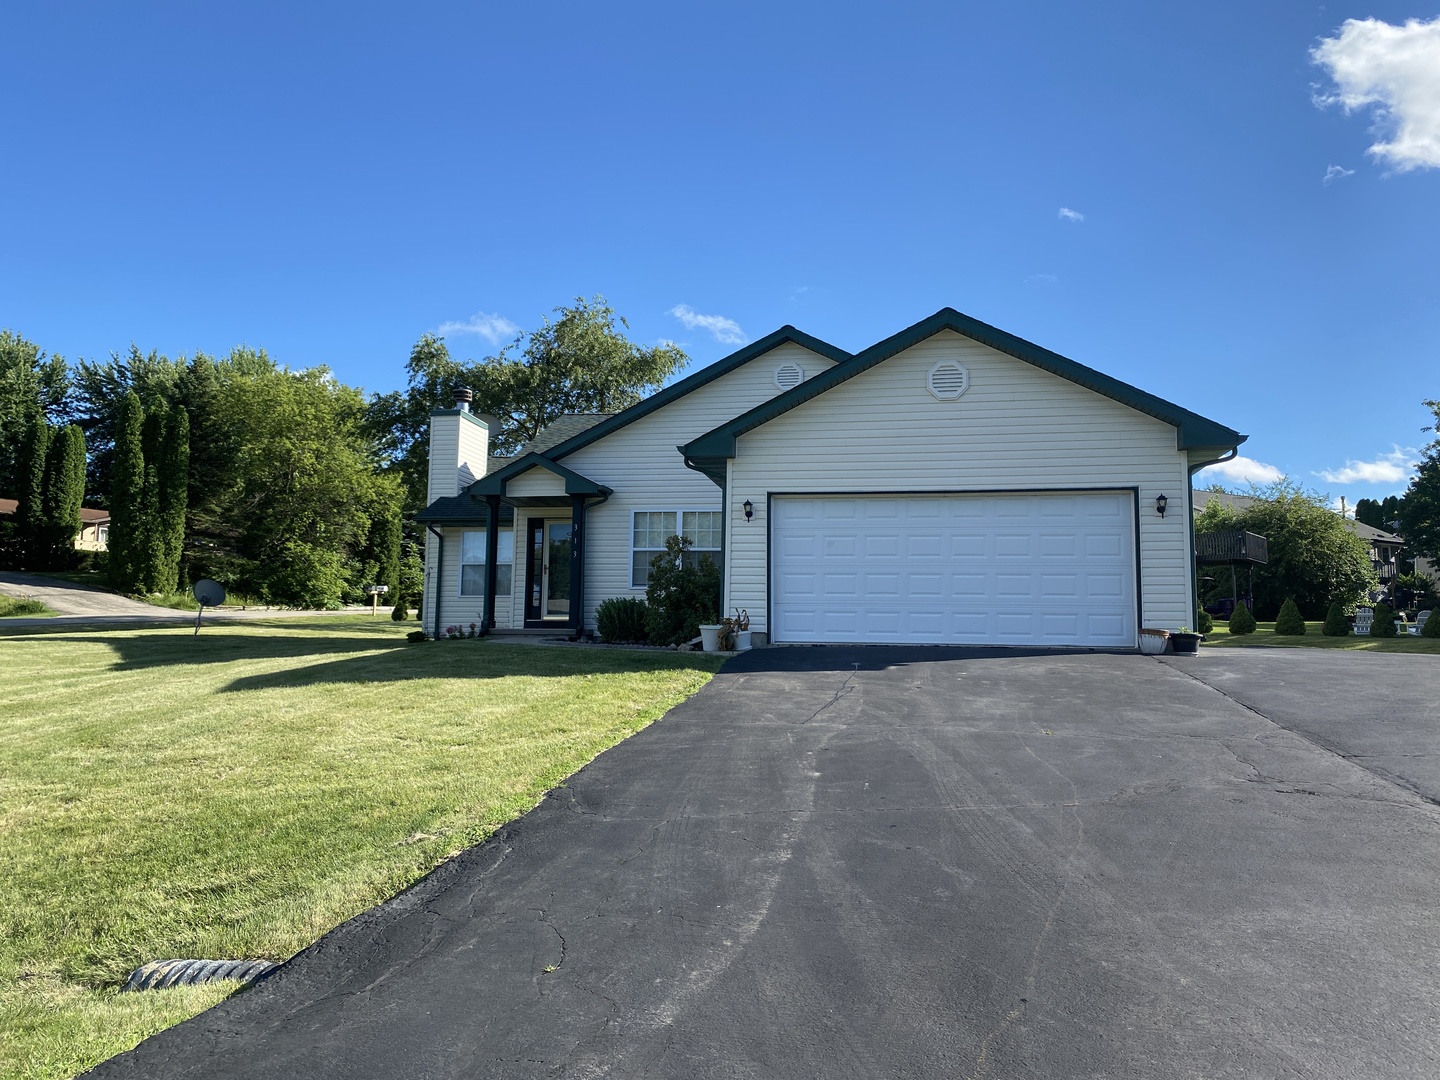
[{"left": 1170, "top": 632, "right": 1202, "bottom": 655}]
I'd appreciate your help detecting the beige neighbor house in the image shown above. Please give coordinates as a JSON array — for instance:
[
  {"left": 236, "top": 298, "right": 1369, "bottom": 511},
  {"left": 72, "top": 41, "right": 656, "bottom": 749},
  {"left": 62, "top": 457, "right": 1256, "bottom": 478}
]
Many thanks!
[
  {"left": 417, "top": 308, "right": 1245, "bottom": 647},
  {"left": 0, "top": 498, "right": 109, "bottom": 552}
]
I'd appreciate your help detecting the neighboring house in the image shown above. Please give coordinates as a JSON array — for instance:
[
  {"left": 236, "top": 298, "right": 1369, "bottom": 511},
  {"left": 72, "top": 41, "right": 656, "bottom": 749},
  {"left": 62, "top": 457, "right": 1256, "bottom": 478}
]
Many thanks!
[
  {"left": 418, "top": 308, "right": 1244, "bottom": 647},
  {"left": 0, "top": 498, "right": 109, "bottom": 552},
  {"left": 1195, "top": 490, "right": 1404, "bottom": 582}
]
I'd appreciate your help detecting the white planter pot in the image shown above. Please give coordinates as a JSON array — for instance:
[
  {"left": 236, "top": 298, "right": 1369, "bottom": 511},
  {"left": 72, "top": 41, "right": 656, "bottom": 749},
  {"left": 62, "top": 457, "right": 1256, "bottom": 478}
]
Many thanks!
[
  {"left": 699, "top": 624, "right": 723, "bottom": 652},
  {"left": 735, "top": 630, "right": 752, "bottom": 651},
  {"left": 1138, "top": 630, "right": 1169, "bottom": 655}
]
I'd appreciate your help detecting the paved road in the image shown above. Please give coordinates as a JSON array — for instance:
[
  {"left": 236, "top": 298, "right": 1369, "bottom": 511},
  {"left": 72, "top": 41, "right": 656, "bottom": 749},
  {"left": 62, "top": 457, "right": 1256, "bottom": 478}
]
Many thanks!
[
  {"left": 0, "top": 571, "right": 369, "bottom": 625},
  {"left": 88, "top": 647, "right": 1440, "bottom": 1078}
]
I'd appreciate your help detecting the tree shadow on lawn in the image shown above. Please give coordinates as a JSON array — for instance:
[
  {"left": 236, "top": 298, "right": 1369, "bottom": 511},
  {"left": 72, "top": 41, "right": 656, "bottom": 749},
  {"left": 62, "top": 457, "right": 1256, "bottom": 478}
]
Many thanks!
[
  {"left": 218, "top": 642, "right": 723, "bottom": 693},
  {"left": 39, "top": 627, "right": 408, "bottom": 671}
]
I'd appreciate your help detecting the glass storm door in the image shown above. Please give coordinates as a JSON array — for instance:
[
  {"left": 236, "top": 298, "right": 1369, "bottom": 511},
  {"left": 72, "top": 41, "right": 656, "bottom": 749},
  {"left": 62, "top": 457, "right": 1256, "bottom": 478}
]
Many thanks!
[{"left": 544, "top": 521, "right": 572, "bottom": 618}]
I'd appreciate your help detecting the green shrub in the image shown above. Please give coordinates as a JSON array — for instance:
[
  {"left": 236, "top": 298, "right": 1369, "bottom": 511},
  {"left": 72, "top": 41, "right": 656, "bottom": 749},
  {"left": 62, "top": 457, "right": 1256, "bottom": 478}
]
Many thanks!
[
  {"left": 1371, "top": 602, "right": 1398, "bottom": 638},
  {"left": 1322, "top": 601, "right": 1350, "bottom": 636},
  {"left": 1228, "top": 603, "right": 1256, "bottom": 635},
  {"left": 390, "top": 597, "right": 408, "bottom": 621},
  {"left": 644, "top": 535, "right": 721, "bottom": 646},
  {"left": 1274, "top": 597, "right": 1306, "bottom": 635},
  {"left": 1197, "top": 610, "right": 1213, "bottom": 634},
  {"left": 1421, "top": 609, "right": 1440, "bottom": 638},
  {"left": 0, "top": 595, "right": 50, "bottom": 617},
  {"left": 405, "top": 629, "right": 428, "bottom": 642},
  {"left": 596, "top": 597, "right": 649, "bottom": 643}
]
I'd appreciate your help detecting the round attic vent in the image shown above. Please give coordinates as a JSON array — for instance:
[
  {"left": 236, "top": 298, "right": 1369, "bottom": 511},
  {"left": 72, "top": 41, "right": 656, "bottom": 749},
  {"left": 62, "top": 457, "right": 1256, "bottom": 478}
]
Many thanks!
[
  {"left": 774, "top": 362, "right": 804, "bottom": 390},
  {"left": 927, "top": 360, "right": 969, "bottom": 401}
]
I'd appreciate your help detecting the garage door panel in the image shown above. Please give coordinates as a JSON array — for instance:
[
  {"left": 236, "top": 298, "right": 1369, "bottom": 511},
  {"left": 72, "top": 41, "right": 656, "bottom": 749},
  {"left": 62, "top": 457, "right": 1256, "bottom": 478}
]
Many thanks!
[{"left": 772, "top": 493, "right": 1135, "bottom": 647}]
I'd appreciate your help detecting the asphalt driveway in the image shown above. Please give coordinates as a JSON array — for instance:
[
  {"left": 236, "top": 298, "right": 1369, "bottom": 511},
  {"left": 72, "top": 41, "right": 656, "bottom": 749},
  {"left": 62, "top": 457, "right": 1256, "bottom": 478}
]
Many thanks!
[{"left": 89, "top": 647, "right": 1440, "bottom": 1078}]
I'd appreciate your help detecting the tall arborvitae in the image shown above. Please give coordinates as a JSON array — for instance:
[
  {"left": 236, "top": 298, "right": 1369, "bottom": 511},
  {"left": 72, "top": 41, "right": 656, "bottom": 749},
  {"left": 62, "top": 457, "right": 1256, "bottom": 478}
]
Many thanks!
[
  {"left": 109, "top": 392, "right": 146, "bottom": 592},
  {"left": 139, "top": 408, "right": 167, "bottom": 593},
  {"left": 14, "top": 413, "right": 51, "bottom": 568},
  {"left": 39, "top": 425, "right": 86, "bottom": 568},
  {"left": 374, "top": 508, "right": 402, "bottom": 596},
  {"left": 157, "top": 405, "right": 189, "bottom": 592}
]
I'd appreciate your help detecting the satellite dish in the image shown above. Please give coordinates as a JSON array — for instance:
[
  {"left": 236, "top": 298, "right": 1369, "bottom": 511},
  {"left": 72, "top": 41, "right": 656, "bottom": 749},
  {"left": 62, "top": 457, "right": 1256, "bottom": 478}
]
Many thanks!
[{"left": 193, "top": 579, "right": 227, "bottom": 607}]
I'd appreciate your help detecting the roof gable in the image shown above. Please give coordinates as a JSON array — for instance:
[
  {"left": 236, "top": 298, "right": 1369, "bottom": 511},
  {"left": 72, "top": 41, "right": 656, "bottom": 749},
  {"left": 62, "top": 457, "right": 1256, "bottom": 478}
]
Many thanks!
[
  {"left": 541, "top": 326, "right": 851, "bottom": 462},
  {"left": 682, "top": 308, "right": 1245, "bottom": 467},
  {"left": 468, "top": 452, "right": 611, "bottom": 498}
]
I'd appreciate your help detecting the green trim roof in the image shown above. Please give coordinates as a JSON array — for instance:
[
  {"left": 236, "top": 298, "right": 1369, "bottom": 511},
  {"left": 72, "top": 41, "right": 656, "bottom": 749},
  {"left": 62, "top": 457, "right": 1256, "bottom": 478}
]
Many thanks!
[
  {"left": 540, "top": 326, "right": 852, "bottom": 462},
  {"left": 415, "top": 497, "right": 515, "bottom": 525},
  {"left": 468, "top": 452, "right": 612, "bottom": 498},
  {"left": 682, "top": 308, "right": 1245, "bottom": 463}
]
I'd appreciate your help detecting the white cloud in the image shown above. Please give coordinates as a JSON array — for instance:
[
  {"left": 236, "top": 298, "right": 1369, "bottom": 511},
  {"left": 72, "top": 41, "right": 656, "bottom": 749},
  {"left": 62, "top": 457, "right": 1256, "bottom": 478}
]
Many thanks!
[
  {"left": 1323, "top": 163, "right": 1356, "bottom": 183},
  {"left": 1057, "top": 207, "right": 1084, "bottom": 222},
  {"left": 436, "top": 312, "right": 521, "bottom": 346},
  {"left": 1315, "top": 447, "right": 1419, "bottom": 485},
  {"left": 1195, "top": 455, "right": 1285, "bottom": 485},
  {"left": 1024, "top": 273, "right": 1058, "bottom": 284},
  {"left": 669, "top": 304, "right": 747, "bottom": 345},
  {"left": 1312, "top": 17, "right": 1440, "bottom": 171}
]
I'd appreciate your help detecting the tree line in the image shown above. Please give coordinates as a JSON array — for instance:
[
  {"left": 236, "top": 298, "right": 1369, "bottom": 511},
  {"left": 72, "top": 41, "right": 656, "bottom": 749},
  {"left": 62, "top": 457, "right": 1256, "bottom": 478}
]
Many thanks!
[{"left": 0, "top": 297, "right": 688, "bottom": 608}]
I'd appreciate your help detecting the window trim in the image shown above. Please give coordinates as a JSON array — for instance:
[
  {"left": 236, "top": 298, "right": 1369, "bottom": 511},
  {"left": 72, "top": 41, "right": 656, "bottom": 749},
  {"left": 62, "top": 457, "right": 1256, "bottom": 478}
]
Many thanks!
[
  {"left": 630, "top": 508, "right": 723, "bottom": 589},
  {"left": 458, "top": 527, "right": 514, "bottom": 598}
]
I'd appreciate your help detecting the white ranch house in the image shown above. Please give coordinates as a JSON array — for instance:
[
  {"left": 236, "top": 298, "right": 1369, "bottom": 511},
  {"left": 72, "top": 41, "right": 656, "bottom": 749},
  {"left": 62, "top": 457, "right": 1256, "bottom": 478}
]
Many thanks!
[{"left": 417, "top": 309, "right": 1244, "bottom": 647}]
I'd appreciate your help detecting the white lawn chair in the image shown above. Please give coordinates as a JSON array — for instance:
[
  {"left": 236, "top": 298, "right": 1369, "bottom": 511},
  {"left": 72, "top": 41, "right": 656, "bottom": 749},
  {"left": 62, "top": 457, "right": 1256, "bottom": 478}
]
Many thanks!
[
  {"left": 1354, "top": 608, "right": 1373, "bottom": 636},
  {"left": 1409, "top": 610, "right": 1431, "bottom": 636}
]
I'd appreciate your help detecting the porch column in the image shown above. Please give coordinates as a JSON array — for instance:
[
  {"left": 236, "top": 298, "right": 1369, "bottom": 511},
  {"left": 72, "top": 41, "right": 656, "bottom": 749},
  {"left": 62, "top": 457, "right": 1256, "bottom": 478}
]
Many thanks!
[
  {"left": 569, "top": 494, "right": 585, "bottom": 634},
  {"left": 483, "top": 495, "right": 501, "bottom": 631}
]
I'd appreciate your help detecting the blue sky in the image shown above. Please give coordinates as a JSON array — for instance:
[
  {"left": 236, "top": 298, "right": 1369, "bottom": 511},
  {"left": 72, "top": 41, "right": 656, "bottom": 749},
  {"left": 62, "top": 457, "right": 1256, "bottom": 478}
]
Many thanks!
[{"left": 3, "top": 2, "right": 1436, "bottom": 508}]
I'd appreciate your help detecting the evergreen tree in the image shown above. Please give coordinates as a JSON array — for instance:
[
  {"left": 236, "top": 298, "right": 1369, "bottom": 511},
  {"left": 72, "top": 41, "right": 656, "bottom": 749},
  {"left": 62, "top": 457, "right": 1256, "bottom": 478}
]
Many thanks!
[
  {"left": 373, "top": 507, "right": 402, "bottom": 595},
  {"left": 39, "top": 425, "right": 86, "bottom": 568},
  {"left": 109, "top": 392, "right": 146, "bottom": 592},
  {"left": 1354, "top": 498, "right": 1383, "bottom": 529},
  {"left": 1274, "top": 597, "right": 1306, "bottom": 635},
  {"left": 14, "top": 413, "right": 51, "bottom": 567},
  {"left": 158, "top": 405, "right": 189, "bottom": 592},
  {"left": 138, "top": 408, "right": 167, "bottom": 592},
  {"left": 1228, "top": 603, "right": 1257, "bottom": 635},
  {"left": 1322, "top": 601, "right": 1349, "bottom": 637},
  {"left": 1371, "top": 601, "right": 1398, "bottom": 638}
]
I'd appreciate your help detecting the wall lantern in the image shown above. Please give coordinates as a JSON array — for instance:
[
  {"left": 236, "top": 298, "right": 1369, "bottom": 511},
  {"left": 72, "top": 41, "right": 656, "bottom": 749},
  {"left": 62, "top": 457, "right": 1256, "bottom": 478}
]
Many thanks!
[
  {"left": 743, "top": 499, "right": 754, "bottom": 521},
  {"left": 1156, "top": 494, "right": 1169, "bottom": 518}
]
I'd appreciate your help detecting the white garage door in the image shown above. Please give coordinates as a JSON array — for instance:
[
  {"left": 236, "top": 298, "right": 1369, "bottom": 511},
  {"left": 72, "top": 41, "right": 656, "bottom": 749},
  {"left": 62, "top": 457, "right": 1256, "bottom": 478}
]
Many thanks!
[{"left": 771, "top": 492, "right": 1136, "bottom": 647}]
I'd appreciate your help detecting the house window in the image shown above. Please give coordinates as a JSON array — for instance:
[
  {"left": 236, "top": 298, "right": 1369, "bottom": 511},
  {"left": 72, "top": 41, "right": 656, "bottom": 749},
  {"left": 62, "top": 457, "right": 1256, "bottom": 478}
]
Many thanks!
[
  {"left": 631, "top": 510, "right": 722, "bottom": 587},
  {"left": 460, "top": 529, "right": 513, "bottom": 597}
]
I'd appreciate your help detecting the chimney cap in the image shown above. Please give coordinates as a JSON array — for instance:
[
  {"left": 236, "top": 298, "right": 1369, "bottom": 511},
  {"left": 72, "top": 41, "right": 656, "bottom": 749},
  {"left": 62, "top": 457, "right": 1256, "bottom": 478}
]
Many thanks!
[{"left": 454, "top": 387, "right": 474, "bottom": 411}]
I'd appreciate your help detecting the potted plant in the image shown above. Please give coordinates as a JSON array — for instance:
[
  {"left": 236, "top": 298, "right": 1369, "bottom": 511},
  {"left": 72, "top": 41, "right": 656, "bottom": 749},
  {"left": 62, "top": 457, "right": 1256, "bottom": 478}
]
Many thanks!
[
  {"left": 1138, "top": 628, "right": 1170, "bottom": 655},
  {"left": 721, "top": 609, "right": 751, "bottom": 651},
  {"left": 1170, "top": 626, "right": 1202, "bottom": 655}
]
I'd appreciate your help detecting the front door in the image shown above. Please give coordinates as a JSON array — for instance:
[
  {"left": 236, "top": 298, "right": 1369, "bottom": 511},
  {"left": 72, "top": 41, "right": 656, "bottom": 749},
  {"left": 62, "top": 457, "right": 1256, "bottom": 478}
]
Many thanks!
[{"left": 543, "top": 521, "right": 572, "bottom": 619}]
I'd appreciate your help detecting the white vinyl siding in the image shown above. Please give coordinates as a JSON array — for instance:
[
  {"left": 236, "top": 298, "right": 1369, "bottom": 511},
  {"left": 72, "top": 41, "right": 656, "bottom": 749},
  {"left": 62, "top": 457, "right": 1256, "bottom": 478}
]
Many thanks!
[
  {"left": 631, "top": 510, "right": 723, "bottom": 587},
  {"left": 726, "top": 330, "right": 1194, "bottom": 637},
  {"left": 459, "top": 529, "right": 513, "bottom": 598},
  {"left": 560, "top": 342, "right": 838, "bottom": 624}
]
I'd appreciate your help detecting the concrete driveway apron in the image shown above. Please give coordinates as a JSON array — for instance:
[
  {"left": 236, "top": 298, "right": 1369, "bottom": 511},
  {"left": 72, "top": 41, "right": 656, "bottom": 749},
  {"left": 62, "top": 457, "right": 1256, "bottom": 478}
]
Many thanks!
[{"left": 88, "top": 647, "right": 1440, "bottom": 1079}]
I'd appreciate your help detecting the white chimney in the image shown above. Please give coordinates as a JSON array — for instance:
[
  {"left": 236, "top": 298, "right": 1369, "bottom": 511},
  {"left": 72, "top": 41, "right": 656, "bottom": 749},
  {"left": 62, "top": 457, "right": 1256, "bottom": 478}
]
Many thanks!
[{"left": 426, "top": 388, "right": 490, "bottom": 504}]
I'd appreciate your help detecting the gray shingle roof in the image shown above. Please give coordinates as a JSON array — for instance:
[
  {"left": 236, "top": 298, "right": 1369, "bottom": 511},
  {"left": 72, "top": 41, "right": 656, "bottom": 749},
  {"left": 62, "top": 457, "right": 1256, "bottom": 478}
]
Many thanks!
[{"left": 513, "top": 414, "right": 613, "bottom": 457}]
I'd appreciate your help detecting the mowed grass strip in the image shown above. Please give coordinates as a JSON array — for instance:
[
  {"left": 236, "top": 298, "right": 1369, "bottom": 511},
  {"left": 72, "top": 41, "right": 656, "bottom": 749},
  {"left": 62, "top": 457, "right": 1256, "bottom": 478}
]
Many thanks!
[
  {"left": 1203, "top": 619, "right": 1440, "bottom": 651},
  {"left": 0, "top": 618, "right": 722, "bottom": 1080}
]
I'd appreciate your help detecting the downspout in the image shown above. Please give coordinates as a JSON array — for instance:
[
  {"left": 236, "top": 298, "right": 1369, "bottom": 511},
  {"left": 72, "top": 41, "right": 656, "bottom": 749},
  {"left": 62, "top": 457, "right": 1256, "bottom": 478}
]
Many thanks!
[
  {"left": 1187, "top": 446, "right": 1239, "bottom": 630},
  {"left": 682, "top": 454, "right": 727, "bottom": 620},
  {"left": 426, "top": 523, "right": 445, "bottom": 641}
]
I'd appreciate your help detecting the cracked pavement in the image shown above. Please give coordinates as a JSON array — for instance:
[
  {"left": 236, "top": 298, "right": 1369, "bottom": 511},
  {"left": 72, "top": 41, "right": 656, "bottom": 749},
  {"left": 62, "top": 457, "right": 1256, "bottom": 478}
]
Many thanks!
[{"left": 87, "top": 647, "right": 1440, "bottom": 1078}]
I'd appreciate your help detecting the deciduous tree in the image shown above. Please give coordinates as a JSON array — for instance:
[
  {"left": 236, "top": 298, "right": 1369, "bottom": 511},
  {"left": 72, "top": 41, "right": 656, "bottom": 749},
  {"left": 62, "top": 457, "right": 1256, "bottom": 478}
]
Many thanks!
[{"left": 1196, "top": 480, "right": 1376, "bottom": 619}]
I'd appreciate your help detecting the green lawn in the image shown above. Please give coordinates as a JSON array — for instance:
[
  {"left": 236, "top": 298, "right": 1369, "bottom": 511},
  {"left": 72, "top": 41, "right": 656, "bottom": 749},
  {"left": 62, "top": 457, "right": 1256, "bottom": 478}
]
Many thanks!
[
  {"left": 0, "top": 618, "right": 722, "bottom": 1080},
  {"left": 1204, "top": 618, "right": 1440, "bottom": 652}
]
